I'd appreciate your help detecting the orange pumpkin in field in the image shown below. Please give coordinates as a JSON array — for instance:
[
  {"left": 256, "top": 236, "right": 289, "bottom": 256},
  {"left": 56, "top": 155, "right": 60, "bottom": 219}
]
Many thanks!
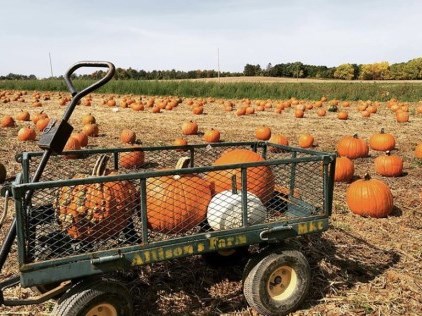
[
  {"left": 374, "top": 151, "right": 403, "bottom": 177},
  {"left": 337, "top": 111, "right": 348, "bottom": 120},
  {"left": 255, "top": 126, "right": 271, "bottom": 141},
  {"left": 294, "top": 109, "right": 304, "bottom": 118},
  {"left": 203, "top": 128, "right": 221, "bottom": 143},
  {"left": 181, "top": 121, "right": 198, "bottom": 135},
  {"left": 82, "top": 123, "right": 99, "bottom": 137},
  {"left": 147, "top": 158, "right": 211, "bottom": 233},
  {"left": 119, "top": 148, "right": 145, "bottom": 169},
  {"left": 415, "top": 144, "right": 422, "bottom": 159},
  {"left": 396, "top": 111, "right": 409, "bottom": 123},
  {"left": 205, "top": 149, "right": 275, "bottom": 204},
  {"left": 298, "top": 134, "right": 314, "bottom": 148},
  {"left": 346, "top": 174, "right": 393, "bottom": 218},
  {"left": 334, "top": 156, "right": 354, "bottom": 182},
  {"left": 120, "top": 129, "right": 136, "bottom": 144},
  {"left": 63, "top": 136, "right": 81, "bottom": 159},
  {"left": 1, "top": 116, "right": 15, "bottom": 127},
  {"left": 336, "top": 134, "right": 368, "bottom": 159},
  {"left": 18, "top": 126, "right": 36, "bottom": 141},
  {"left": 369, "top": 128, "right": 395, "bottom": 151},
  {"left": 268, "top": 134, "right": 289, "bottom": 152},
  {"left": 57, "top": 155, "right": 137, "bottom": 240},
  {"left": 72, "top": 132, "right": 89, "bottom": 147}
]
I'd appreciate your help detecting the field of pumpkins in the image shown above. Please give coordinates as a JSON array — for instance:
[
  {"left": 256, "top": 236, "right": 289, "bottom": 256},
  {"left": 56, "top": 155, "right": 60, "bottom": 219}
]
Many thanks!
[{"left": 0, "top": 89, "right": 421, "bottom": 315}]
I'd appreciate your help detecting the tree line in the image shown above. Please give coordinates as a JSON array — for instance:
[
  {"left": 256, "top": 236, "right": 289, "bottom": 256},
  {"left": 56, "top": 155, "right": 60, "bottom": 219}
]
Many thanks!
[{"left": 1, "top": 57, "right": 421, "bottom": 80}]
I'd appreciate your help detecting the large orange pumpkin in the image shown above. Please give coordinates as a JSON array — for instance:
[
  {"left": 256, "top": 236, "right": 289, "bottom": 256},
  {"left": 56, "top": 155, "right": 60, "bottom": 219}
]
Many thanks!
[
  {"left": 57, "top": 155, "right": 137, "bottom": 240},
  {"left": 334, "top": 156, "right": 354, "bottom": 182},
  {"left": 147, "top": 157, "right": 211, "bottom": 233},
  {"left": 336, "top": 134, "right": 369, "bottom": 159},
  {"left": 369, "top": 128, "right": 395, "bottom": 151},
  {"left": 374, "top": 151, "right": 403, "bottom": 177},
  {"left": 346, "top": 174, "right": 393, "bottom": 218},
  {"left": 206, "top": 149, "right": 275, "bottom": 204}
]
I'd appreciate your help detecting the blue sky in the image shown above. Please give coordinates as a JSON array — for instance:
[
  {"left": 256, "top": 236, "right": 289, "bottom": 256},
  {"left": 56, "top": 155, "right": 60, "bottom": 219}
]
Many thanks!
[{"left": 1, "top": 0, "right": 421, "bottom": 77}]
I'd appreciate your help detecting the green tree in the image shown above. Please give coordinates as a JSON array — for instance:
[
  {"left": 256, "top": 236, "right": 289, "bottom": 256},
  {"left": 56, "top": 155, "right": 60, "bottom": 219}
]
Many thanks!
[
  {"left": 334, "top": 63, "right": 355, "bottom": 80},
  {"left": 359, "top": 62, "right": 391, "bottom": 80},
  {"left": 243, "top": 64, "right": 261, "bottom": 76}
]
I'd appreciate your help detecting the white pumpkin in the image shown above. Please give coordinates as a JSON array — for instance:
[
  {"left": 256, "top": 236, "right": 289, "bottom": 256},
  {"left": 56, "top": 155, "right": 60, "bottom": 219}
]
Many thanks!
[{"left": 207, "top": 190, "right": 267, "bottom": 230}]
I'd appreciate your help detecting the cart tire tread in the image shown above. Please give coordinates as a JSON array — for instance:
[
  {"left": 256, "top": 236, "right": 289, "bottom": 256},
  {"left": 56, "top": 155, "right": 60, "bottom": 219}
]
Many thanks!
[
  {"left": 243, "top": 249, "right": 310, "bottom": 316},
  {"left": 53, "top": 277, "right": 133, "bottom": 316}
]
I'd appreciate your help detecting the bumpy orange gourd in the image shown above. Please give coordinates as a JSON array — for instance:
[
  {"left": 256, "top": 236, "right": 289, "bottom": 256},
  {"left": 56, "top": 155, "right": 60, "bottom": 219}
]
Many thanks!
[
  {"left": 334, "top": 156, "right": 354, "bottom": 182},
  {"left": 369, "top": 128, "right": 395, "bottom": 151},
  {"left": 336, "top": 134, "right": 368, "bottom": 159},
  {"left": 57, "top": 155, "right": 137, "bottom": 240},
  {"left": 147, "top": 158, "right": 211, "bottom": 233},
  {"left": 206, "top": 149, "right": 275, "bottom": 203},
  {"left": 374, "top": 151, "right": 403, "bottom": 177},
  {"left": 346, "top": 174, "right": 393, "bottom": 218}
]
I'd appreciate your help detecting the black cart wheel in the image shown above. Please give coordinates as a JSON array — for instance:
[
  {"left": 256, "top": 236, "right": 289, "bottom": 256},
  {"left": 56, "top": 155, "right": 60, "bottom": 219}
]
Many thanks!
[
  {"left": 202, "top": 246, "right": 249, "bottom": 266},
  {"left": 243, "top": 249, "right": 311, "bottom": 316},
  {"left": 52, "top": 277, "right": 133, "bottom": 316}
]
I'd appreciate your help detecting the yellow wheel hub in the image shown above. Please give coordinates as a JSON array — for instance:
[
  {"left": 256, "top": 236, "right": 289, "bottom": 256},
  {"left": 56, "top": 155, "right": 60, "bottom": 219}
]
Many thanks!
[
  {"left": 266, "top": 265, "right": 297, "bottom": 301},
  {"left": 86, "top": 303, "right": 118, "bottom": 316}
]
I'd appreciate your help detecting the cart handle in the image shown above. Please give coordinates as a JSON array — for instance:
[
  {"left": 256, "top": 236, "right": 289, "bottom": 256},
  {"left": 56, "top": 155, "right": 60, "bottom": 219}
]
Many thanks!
[{"left": 60, "top": 61, "right": 115, "bottom": 122}]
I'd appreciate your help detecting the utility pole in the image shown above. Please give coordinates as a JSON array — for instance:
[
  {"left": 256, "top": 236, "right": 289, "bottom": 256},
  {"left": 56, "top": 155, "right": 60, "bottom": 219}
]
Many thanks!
[
  {"left": 49, "top": 52, "right": 54, "bottom": 78},
  {"left": 217, "top": 48, "right": 220, "bottom": 82}
]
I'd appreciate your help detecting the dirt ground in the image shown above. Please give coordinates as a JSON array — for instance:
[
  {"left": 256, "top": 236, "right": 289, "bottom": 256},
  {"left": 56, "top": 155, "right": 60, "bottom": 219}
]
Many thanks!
[{"left": 0, "top": 90, "right": 421, "bottom": 315}]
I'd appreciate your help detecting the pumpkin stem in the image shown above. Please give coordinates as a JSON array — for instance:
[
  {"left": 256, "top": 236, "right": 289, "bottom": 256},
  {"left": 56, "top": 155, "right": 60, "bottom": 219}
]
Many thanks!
[
  {"left": 380, "top": 128, "right": 385, "bottom": 134},
  {"left": 231, "top": 175, "right": 238, "bottom": 195},
  {"left": 363, "top": 173, "right": 371, "bottom": 181},
  {"left": 175, "top": 157, "right": 191, "bottom": 169},
  {"left": 353, "top": 134, "right": 358, "bottom": 138},
  {"left": 173, "top": 157, "right": 191, "bottom": 179},
  {"left": 386, "top": 150, "right": 391, "bottom": 156},
  {"left": 92, "top": 154, "right": 109, "bottom": 176}
]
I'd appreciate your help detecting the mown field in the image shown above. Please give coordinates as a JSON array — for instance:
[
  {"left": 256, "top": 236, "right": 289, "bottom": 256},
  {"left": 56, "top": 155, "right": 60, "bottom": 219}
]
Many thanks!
[{"left": 0, "top": 88, "right": 421, "bottom": 316}]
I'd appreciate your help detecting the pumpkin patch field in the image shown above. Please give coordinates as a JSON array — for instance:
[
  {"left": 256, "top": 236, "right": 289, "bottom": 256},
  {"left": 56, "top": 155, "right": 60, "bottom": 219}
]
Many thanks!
[{"left": 0, "top": 90, "right": 421, "bottom": 315}]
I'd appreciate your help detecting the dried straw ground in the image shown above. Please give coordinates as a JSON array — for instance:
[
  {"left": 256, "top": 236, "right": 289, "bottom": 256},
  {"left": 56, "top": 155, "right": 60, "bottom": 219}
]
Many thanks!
[{"left": 0, "top": 91, "right": 421, "bottom": 316}]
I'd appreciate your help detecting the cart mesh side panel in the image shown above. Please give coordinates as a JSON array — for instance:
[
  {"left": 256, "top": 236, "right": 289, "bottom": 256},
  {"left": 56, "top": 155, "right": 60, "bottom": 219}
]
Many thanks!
[{"left": 19, "top": 144, "right": 330, "bottom": 263}]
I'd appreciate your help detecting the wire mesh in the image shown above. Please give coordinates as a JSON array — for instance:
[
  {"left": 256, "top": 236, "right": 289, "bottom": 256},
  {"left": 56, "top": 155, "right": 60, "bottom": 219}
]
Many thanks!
[{"left": 17, "top": 143, "right": 331, "bottom": 263}]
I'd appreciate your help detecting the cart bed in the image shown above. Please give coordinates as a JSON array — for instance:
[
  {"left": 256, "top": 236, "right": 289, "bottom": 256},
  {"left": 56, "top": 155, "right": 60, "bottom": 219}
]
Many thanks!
[{"left": 10, "top": 142, "right": 335, "bottom": 287}]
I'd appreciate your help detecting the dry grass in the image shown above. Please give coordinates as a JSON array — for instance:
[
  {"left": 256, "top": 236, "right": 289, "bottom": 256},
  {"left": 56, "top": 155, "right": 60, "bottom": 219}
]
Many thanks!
[{"left": 0, "top": 90, "right": 421, "bottom": 315}]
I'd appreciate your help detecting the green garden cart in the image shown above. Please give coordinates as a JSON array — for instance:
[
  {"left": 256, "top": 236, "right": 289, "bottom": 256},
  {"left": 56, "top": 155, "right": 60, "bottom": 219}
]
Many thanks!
[{"left": 0, "top": 62, "right": 336, "bottom": 315}]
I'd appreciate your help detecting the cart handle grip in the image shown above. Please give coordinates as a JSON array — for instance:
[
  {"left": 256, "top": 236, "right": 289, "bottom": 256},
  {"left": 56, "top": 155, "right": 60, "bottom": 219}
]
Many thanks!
[
  {"left": 64, "top": 61, "right": 115, "bottom": 98},
  {"left": 61, "top": 61, "right": 115, "bottom": 122}
]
